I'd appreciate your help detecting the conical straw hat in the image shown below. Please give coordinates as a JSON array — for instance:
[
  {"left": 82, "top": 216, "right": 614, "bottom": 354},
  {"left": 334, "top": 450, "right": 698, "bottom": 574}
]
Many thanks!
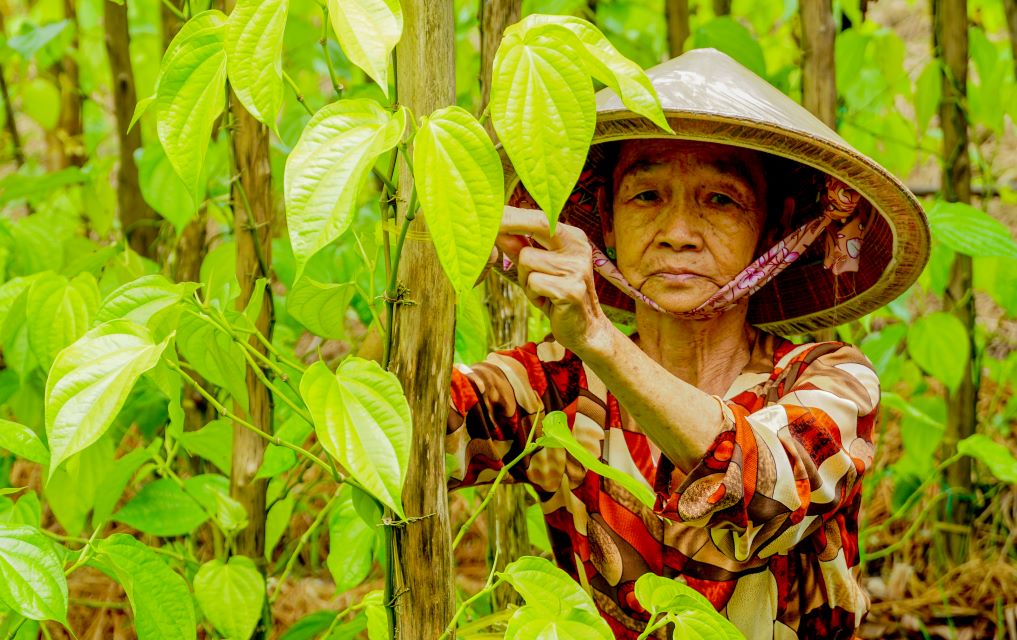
[{"left": 501, "top": 48, "right": 930, "bottom": 334}]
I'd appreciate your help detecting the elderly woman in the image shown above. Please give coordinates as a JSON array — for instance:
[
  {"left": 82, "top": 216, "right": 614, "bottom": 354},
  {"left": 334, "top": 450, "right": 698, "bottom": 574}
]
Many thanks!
[{"left": 446, "top": 49, "right": 929, "bottom": 639}]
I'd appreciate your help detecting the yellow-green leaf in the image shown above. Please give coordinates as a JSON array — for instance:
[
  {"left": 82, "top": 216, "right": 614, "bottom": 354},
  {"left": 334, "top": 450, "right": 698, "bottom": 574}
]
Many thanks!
[
  {"left": 328, "top": 0, "right": 402, "bottom": 97},
  {"left": 225, "top": 0, "right": 288, "bottom": 131}
]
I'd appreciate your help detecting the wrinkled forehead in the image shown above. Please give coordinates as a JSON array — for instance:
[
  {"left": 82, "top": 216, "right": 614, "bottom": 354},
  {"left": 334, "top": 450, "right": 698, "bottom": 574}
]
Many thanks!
[{"left": 611, "top": 139, "right": 767, "bottom": 195}]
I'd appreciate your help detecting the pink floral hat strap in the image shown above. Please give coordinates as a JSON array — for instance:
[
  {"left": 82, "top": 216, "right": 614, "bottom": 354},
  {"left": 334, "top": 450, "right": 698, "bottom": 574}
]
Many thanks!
[{"left": 592, "top": 176, "right": 867, "bottom": 319}]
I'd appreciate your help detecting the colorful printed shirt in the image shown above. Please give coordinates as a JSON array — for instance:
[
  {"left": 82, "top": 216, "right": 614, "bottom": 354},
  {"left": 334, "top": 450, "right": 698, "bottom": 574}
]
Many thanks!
[{"left": 447, "top": 333, "right": 879, "bottom": 639}]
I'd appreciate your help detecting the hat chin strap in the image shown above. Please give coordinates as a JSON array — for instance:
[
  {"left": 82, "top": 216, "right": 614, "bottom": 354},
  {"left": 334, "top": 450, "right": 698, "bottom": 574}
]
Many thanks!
[{"left": 591, "top": 176, "right": 867, "bottom": 320}]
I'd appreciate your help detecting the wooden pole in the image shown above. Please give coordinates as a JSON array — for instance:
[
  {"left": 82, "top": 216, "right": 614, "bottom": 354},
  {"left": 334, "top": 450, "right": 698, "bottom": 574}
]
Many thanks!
[
  {"left": 713, "top": 0, "right": 732, "bottom": 16},
  {"left": 390, "top": 1, "right": 458, "bottom": 637},
  {"left": 224, "top": 2, "right": 275, "bottom": 631},
  {"left": 104, "top": 0, "right": 160, "bottom": 260},
  {"left": 479, "top": 0, "right": 529, "bottom": 611},
  {"left": 800, "top": 0, "right": 837, "bottom": 129},
  {"left": 665, "top": 0, "right": 691, "bottom": 57},
  {"left": 933, "top": 0, "right": 975, "bottom": 564},
  {"left": 1005, "top": 0, "right": 1017, "bottom": 81},
  {"left": 56, "top": 0, "right": 84, "bottom": 169}
]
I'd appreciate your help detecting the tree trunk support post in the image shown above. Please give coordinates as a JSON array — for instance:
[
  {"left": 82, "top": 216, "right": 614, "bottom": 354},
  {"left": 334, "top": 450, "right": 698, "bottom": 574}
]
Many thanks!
[
  {"left": 933, "top": 0, "right": 975, "bottom": 564},
  {"left": 665, "top": 0, "right": 691, "bottom": 57},
  {"left": 390, "top": 1, "right": 459, "bottom": 637},
  {"left": 800, "top": 0, "right": 837, "bottom": 129}
]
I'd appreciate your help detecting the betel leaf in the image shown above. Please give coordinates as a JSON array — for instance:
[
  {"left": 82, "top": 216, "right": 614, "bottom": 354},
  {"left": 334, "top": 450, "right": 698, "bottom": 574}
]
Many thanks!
[
  {"left": 414, "top": 106, "right": 504, "bottom": 295},
  {"left": 634, "top": 574, "right": 744, "bottom": 639},
  {"left": 500, "top": 556, "right": 612, "bottom": 639},
  {"left": 90, "top": 534, "right": 196, "bottom": 640},
  {"left": 113, "top": 478, "right": 209, "bottom": 536},
  {"left": 193, "top": 556, "right": 265, "bottom": 640},
  {"left": 179, "top": 418, "right": 233, "bottom": 475},
  {"left": 327, "top": 0, "right": 402, "bottom": 97},
  {"left": 363, "top": 590, "right": 389, "bottom": 640},
  {"left": 454, "top": 286, "right": 488, "bottom": 366},
  {"left": 0, "top": 419, "right": 49, "bottom": 466},
  {"left": 177, "top": 310, "right": 249, "bottom": 406},
  {"left": 26, "top": 272, "right": 100, "bottom": 368},
  {"left": 45, "top": 321, "right": 171, "bottom": 476},
  {"left": 92, "top": 446, "right": 155, "bottom": 528},
  {"left": 0, "top": 524, "right": 68, "bottom": 622},
  {"left": 156, "top": 11, "right": 228, "bottom": 200},
  {"left": 538, "top": 411, "right": 656, "bottom": 509},
  {"left": 906, "top": 311, "right": 969, "bottom": 393},
  {"left": 913, "top": 60, "right": 941, "bottom": 136},
  {"left": 136, "top": 143, "right": 198, "bottom": 232},
  {"left": 265, "top": 495, "right": 294, "bottom": 560},
  {"left": 287, "top": 277, "right": 355, "bottom": 339},
  {"left": 957, "top": 434, "right": 1017, "bottom": 484},
  {"left": 225, "top": 0, "right": 288, "bottom": 131},
  {"left": 327, "top": 486, "right": 378, "bottom": 592},
  {"left": 284, "top": 99, "right": 406, "bottom": 278},
  {"left": 504, "top": 612, "right": 612, "bottom": 640},
  {"left": 491, "top": 25, "right": 595, "bottom": 230},
  {"left": 691, "top": 17, "right": 766, "bottom": 77},
  {"left": 510, "top": 15, "right": 671, "bottom": 133},
  {"left": 927, "top": 200, "right": 1017, "bottom": 259},
  {"left": 96, "top": 275, "right": 197, "bottom": 328},
  {"left": 300, "top": 358, "right": 412, "bottom": 518}
]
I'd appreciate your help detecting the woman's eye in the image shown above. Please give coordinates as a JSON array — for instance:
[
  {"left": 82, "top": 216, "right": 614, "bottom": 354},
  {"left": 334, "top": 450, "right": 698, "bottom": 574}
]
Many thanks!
[
  {"left": 633, "top": 190, "right": 660, "bottom": 203},
  {"left": 708, "top": 193, "right": 736, "bottom": 206}
]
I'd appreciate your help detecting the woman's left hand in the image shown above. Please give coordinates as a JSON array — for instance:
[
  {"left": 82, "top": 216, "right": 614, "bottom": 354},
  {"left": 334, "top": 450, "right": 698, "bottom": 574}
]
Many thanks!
[{"left": 498, "top": 206, "right": 613, "bottom": 356}]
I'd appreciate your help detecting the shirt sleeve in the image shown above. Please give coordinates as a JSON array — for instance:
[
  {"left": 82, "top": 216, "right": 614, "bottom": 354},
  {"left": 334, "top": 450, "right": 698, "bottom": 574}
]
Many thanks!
[
  {"left": 446, "top": 343, "right": 549, "bottom": 489},
  {"left": 653, "top": 342, "right": 880, "bottom": 558}
]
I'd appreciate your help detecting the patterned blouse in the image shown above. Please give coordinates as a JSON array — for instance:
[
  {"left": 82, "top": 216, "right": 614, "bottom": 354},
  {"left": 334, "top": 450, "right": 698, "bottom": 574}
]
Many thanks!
[{"left": 447, "top": 333, "right": 879, "bottom": 639}]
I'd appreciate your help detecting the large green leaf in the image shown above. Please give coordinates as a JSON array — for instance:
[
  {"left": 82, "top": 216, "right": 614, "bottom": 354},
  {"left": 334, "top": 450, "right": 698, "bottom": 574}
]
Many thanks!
[
  {"left": 927, "top": 200, "right": 1017, "bottom": 259},
  {"left": 491, "top": 26, "right": 595, "bottom": 229},
  {"left": 287, "top": 277, "right": 355, "bottom": 339},
  {"left": 193, "top": 556, "right": 265, "bottom": 640},
  {"left": 414, "top": 106, "right": 503, "bottom": 294},
  {"left": 300, "top": 358, "right": 411, "bottom": 518},
  {"left": 327, "top": 0, "right": 402, "bottom": 97},
  {"left": 136, "top": 143, "right": 198, "bottom": 232},
  {"left": 510, "top": 16, "right": 671, "bottom": 132},
  {"left": 225, "top": 0, "right": 288, "bottom": 130},
  {"left": 45, "top": 321, "right": 171, "bottom": 475},
  {"left": 691, "top": 17, "right": 766, "bottom": 77},
  {"left": 180, "top": 418, "right": 233, "bottom": 475},
  {"left": 957, "top": 434, "right": 1017, "bottom": 483},
  {"left": 906, "top": 312, "right": 969, "bottom": 393},
  {"left": 156, "top": 11, "right": 228, "bottom": 199},
  {"left": 499, "top": 556, "right": 611, "bottom": 639},
  {"left": 0, "top": 524, "right": 67, "bottom": 622},
  {"left": 113, "top": 478, "right": 209, "bottom": 536},
  {"left": 538, "top": 411, "right": 656, "bottom": 509},
  {"left": 284, "top": 99, "right": 406, "bottom": 278},
  {"left": 327, "top": 486, "right": 378, "bottom": 592},
  {"left": 504, "top": 612, "right": 612, "bottom": 640},
  {"left": 454, "top": 286, "right": 488, "bottom": 366},
  {"left": 90, "top": 534, "right": 196, "bottom": 640},
  {"left": 634, "top": 574, "right": 744, "bottom": 639},
  {"left": 26, "top": 272, "right": 100, "bottom": 368},
  {"left": 0, "top": 419, "right": 49, "bottom": 465},
  {"left": 177, "top": 310, "right": 249, "bottom": 406},
  {"left": 96, "top": 275, "right": 196, "bottom": 328}
]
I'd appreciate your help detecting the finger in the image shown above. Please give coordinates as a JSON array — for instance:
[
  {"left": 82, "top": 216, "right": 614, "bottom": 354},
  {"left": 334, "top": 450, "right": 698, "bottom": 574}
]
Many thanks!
[
  {"left": 494, "top": 232, "right": 531, "bottom": 263},
  {"left": 517, "top": 245, "right": 572, "bottom": 278},
  {"left": 499, "top": 206, "right": 563, "bottom": 250}
]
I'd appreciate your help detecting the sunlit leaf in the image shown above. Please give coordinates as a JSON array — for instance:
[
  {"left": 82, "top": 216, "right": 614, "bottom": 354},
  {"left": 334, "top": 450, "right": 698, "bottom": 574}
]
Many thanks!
[
  {"left": 156, "top": 11, "right": 228, "bottom": 199},
  {"left": 96, "top": 275, "right": 196, "bottom": 328},
  {"left": 177, "top": 310, "right": 249, "bottom": 406},
  {"left": 906, "top": 312, "right": 969, "bottom": 393},
  {"left": 284, "top": 99, "right": 406, "bottom": 278},
  {"left": 958, "top": 434, "right": 1017, "bottom": 483},
  {"left": 927, "top": 200, "right": 1017, "bottom": 259},
  {"left": 454, "top": 286, "right": 488, "bottom": 365},
  {"left": 491, "top": 27, "right": 595, "bottom": 229},
  {"left": 538, "top": 411, "right": 656, "bottom": 509},
  {"left": 0, "top": 524, "right": 67, "bottom": 622},
  {"left": 414, "top": 106, "right": 504, "bottom": 294},
  {"left": 26, "top": 272, "right": 100, "bottom": 368},
  {"left": 194, "top": 556, "right": 265, "bottom": 640},
  {"left": 90, "top": 534, "right": 196, "bottom": 640},
  {"left": 179, "top": 418, "right": 233, "bottom": 475},
  {"left": 137, "top": 143, "right": 198, "bottom": 232},
  {"left": 327, "top": 0, "right": 402, "bottom": 97},
  {"left": 0, "top": 419, "right": 49, "bottom": 466},
  {"left": 634, "top": 574, "right": 743, "bottom": 639},
  {"left": 327, "top": 486, "right": 378, "bottom": 592},
  {"left": 300, "top": 358, "right": 411, "bottom": 518},
  {"left": 45, "top": 321, "right": 171, "bottom": 475},
  {"left": 225, "top": 0, "right": 288, "bottom": 130},
  {"left": 499, "top": 556, "right": 611, "bottom": 639},
  {"left": 287, "top": 277, "right": 355, "bottom": 339}
]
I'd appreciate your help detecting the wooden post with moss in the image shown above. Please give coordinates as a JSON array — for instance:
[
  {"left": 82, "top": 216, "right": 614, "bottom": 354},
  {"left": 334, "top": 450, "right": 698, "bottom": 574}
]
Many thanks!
[
  {"left": 933, "top": 0, "right": 975, "bottom": 563},
  {"left": 389, "top": 0, "right": 458, "bottom": 636}
]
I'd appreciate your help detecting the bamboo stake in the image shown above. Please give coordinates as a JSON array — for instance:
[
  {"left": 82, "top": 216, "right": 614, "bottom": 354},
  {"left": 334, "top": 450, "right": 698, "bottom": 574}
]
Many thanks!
[
  {"left": 389, "top": 1, "right": 458, "bottom": 636},
  {"left": 665, "top": 0, "right": 691, "bottom": 57},
  {"left": 104, "top": 0, "right": 161, "bottom": 260},
  {"left": 800, "top": 0, "right": 837, "bottom": 129},
  {"left": 933, "top": 0, "right": 976, "bottom": 564}
]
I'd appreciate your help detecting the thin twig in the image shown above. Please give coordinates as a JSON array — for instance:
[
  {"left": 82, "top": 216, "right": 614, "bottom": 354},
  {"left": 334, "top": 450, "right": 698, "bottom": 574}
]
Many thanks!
[
  {"left": 270, "top": 490, "right": 342, "bottom": 603},
  {"left": 319, "top": 4, "right": 343, "bottom": 97},
  {"left": 282, "top": 69, "right": 314, "bottom": 116}
]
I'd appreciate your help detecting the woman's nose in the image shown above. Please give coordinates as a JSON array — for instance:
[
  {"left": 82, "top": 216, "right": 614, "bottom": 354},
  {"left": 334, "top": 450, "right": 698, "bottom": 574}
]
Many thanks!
[{"left": 656, "top": 197, "right": 705, "bottom": 251}]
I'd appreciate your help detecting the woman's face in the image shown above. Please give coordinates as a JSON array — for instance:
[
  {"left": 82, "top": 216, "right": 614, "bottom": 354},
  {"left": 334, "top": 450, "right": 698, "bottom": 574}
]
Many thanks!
[{"left": 608, "top": 139, "right": 768, "bottom": 313}]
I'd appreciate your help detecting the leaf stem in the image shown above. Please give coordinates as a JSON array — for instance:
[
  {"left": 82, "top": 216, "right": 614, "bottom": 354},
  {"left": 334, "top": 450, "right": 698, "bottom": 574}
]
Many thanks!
[
  {"left": 319, "top": 5, "right": 343, "bottom": 97},
  {"left": 282, "top": 70, "right": 314, "bottom": 116},
  {"left": 864, "top": 492, "right": 951, "bottom": 562},
  {"left": 161, "top": 0, "right": 186, "bottom": 20},
  {"left": 167, "top": 360, "right": 338, "bottom": 481},
  {"left": 371, "top": 167, "right": 397, "bottom": 194},
  {"left": 438, "top": 567, "right": 505, "bottom": 640},
  {"left": 270, "top": 489, "right": 342, "bottom": 603},
  {"left": 382, "top": 189, "right": 417, "bottom": 370},
  {"left": 862, "top": 452, "right": 963, "bottom": 536},
  {"left": 452, "top": 442, "right": 538, "bottom": 550}
]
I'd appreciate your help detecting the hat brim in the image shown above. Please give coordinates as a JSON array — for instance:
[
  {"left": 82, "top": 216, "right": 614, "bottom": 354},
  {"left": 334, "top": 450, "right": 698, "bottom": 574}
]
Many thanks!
[{"left": 499, "top": 50, "right": 930, "bottom": 335}]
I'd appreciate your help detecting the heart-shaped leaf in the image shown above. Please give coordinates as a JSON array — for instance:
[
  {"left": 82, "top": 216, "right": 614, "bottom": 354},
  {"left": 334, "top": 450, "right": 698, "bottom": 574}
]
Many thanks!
[
  {"left": 0, "top": 524, "right": 67, "bottom": 622},
  {"left": 113, "top": 478, "right": 209, "bottom": 536},
  {"left": 26, "top": 272, "right": 100, "bottom": 368},
  {"left": 928, "top": 200, "right": 1017, "bottom": 259},
  {"left": 300, "top": 358, "right": 411, "bottom": 518},
  {"left": 327, "top": 0, "right": 402, "bottom": 97},
  {"left": 0, "top": 419, "right": 49, "bottom": 465},
  {"left": 906, "top": 311, "right": 969, "bottom": 393},
  {"left": 287, "top": 277, "right": 356, "bottom": 340},
  {"left": 193, "top": 556, "right": 265, "bottom": 640},
  {"left": 225, "top": 0, "right": 288, "bottom": 130},
  {"left": 414, "top": 106, "right": 504, "bottom": 295}
]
